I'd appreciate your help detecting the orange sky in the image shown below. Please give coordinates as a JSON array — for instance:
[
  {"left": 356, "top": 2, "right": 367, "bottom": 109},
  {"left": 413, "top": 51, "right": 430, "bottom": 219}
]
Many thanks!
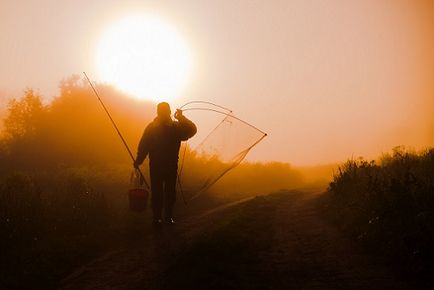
[{"left": 1, "top": 0, "right": 433, "bottom": 165}]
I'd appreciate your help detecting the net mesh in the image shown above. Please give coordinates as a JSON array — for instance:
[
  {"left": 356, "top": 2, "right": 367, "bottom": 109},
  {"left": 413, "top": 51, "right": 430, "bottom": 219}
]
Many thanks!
[{"left": 177, "top": 102, "right": 267, "bottom": 200}]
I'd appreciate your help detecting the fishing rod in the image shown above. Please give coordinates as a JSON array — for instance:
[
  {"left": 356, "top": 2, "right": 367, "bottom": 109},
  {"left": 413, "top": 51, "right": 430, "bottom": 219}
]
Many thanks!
[{"left": 83, "top": 72, "right": 150, "bottom": 190}]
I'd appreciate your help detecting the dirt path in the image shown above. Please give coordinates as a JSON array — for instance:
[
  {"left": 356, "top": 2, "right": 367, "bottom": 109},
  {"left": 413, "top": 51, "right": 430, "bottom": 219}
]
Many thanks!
[
  {"left": 264, "top": 192, "right": 407, "bottom": 289},
  {"left": 61, "top": 192, "right": 408, "bottom": 289},
  {"left": 60, "top": 197, "right": 254, "bottom": 290}
]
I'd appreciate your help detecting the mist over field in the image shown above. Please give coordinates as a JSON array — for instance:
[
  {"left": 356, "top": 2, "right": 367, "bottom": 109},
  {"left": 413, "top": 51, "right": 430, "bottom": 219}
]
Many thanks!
[{"left": 2, "top": 1, "right": 434, "bottom": 165}]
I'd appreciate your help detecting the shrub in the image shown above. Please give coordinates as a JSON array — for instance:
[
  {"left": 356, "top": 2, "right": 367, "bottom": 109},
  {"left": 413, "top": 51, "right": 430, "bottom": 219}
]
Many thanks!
[{"left": 326, "top": 147, "right": 434, "bottom": 277}]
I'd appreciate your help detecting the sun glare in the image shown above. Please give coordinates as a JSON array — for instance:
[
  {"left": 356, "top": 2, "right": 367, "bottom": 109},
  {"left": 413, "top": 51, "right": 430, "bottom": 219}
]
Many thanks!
[{"left": 96, "top": 14, "right": 192, "bottom": 102}]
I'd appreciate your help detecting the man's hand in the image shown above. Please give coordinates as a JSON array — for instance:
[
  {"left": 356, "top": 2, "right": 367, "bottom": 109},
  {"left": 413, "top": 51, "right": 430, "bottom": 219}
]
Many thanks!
[{"left": 174, "top": 109, "right": 183, "bottom": 120}]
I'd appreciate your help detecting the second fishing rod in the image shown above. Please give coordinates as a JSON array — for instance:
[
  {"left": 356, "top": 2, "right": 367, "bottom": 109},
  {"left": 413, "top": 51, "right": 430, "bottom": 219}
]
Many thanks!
[{"left": 83, "top": 72, "right": 150, "bottom": 190}]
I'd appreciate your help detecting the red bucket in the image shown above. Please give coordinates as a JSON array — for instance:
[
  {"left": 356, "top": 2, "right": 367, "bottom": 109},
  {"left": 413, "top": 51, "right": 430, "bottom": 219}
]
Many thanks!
[{"left": 128, "top": 188, "right": 149, "bottom": 212}]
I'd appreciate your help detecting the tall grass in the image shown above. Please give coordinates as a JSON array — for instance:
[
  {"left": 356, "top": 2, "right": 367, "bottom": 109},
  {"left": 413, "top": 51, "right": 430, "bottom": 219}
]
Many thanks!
[
  {"left": 0, "top": 169, "right": 116, "bottom": 288},
  {"left": 325, "top": 146, "right": 434, "bottom": 280}
]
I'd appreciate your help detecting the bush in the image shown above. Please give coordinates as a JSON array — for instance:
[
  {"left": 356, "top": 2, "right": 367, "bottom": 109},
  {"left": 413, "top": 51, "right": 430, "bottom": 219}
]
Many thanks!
[{"left": 326, "top": 147, "right": 434, "bottom": 280}]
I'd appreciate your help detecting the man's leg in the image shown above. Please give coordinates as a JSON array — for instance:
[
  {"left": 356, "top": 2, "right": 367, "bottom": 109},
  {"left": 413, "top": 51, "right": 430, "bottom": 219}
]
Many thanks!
[
  {"left": 150, "top": 166, "right": 164, "bottom": 222},
  {"left": 163, "top": 167, "right": 177, "bottom": 221}
]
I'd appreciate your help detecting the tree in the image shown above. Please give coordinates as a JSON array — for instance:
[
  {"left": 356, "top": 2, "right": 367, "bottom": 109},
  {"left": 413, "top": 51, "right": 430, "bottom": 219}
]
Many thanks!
[{"left": 3, "top": 89, "right": 47, "bottom": 141}]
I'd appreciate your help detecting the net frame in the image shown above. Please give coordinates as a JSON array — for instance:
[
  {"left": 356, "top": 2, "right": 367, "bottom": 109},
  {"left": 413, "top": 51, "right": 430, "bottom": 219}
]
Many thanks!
[{"left": 177, "top": 101, "right": 267, "bottom": 201}]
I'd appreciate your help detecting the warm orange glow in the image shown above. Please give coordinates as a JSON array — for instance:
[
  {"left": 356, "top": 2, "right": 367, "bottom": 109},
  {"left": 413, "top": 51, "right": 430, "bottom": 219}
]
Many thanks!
[
  {"left": 95, "top": 14, "right": 192, "bottom": 102},
  {"left": 0, "top": 1, "right": 433, "bottom": 165}
]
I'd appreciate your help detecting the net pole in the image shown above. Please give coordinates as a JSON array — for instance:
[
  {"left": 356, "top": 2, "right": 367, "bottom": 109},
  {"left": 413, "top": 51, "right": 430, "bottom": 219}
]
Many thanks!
[
  {"left": 182, "top": 107, "right": 267, "bottom": 136},
  {"left": 83, "top": 72, "right": 150, "bottom": 190}
]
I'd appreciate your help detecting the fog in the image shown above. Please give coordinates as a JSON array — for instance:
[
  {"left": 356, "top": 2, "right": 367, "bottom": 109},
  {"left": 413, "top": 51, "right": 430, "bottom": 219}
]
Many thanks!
[{"left": 1, "top": 1, "right": 433, "bottom": 165}]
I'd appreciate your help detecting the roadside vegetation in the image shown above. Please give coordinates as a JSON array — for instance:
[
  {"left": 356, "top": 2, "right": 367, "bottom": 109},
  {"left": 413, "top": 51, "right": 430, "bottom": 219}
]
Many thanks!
[{"left": 323, "top": 147, "right": 434, "bottom": 285}]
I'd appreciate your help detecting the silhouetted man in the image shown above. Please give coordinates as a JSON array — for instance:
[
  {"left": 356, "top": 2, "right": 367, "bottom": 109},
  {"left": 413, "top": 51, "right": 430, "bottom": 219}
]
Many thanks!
[{"left": 134, "top": 102, "right": 197, "bottom": 225}]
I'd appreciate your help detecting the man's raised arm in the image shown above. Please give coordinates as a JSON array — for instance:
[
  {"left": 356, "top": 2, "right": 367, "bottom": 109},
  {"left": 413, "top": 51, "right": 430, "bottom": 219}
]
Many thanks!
[{"left": 175, "top": 109, "right": 197, "bottom": 141}]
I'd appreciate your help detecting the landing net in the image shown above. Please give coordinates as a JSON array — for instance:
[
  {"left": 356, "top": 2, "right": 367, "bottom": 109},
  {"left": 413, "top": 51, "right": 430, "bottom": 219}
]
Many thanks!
[{"left": 177, "top": 101, "right": 267, "bottom": 200}]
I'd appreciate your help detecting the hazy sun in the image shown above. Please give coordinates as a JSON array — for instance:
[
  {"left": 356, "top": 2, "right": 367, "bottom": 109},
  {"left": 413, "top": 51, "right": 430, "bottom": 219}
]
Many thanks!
[{"left": 96, "top": 14, "right": 192, "bottom": 102}]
